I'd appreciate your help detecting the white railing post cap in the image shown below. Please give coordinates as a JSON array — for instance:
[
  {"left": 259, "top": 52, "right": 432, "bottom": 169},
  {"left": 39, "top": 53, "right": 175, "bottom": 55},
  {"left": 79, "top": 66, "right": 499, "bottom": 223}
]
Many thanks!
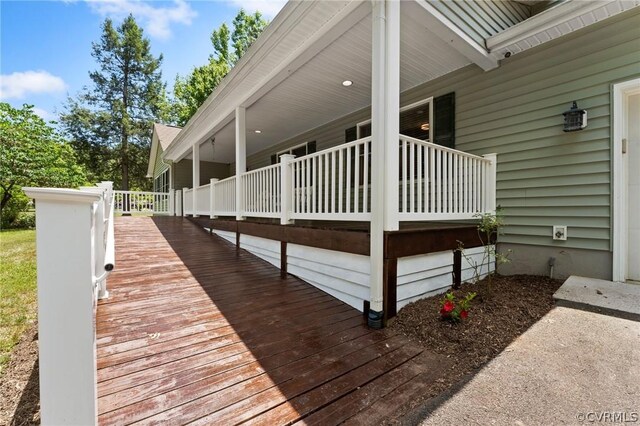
[{"left": 23, "top": 187, "right": 101, "bottom": 204}]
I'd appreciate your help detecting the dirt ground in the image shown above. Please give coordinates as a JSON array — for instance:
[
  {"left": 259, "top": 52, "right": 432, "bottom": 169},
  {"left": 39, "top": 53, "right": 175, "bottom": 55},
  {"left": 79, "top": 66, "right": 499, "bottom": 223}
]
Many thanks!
[
  {"left": 0, "top": 322, "right": 40, "bottom": 426},
  {"left": 0, "top": 274, "right": 561, "bottom": 426},
  {"left": 388, "top": 274, "right": 563, "bottom": 422}
]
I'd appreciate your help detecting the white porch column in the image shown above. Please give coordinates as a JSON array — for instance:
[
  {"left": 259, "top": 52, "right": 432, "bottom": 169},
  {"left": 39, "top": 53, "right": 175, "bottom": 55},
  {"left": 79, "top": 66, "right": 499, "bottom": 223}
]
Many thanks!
[
  {"left": 369, "top": 0, "right": 400, "bottom": 328},
  {"left": 235, "top": 106, "right": 247, "bottom": 221},
  {"left": 279, "top": 154, "right": 295, "bottom": 225},
  {"left": 192, "top": 144, "right": 200, "bottom": 217},
  {"left": 22, "top": 188, "right": 101, "bottom": 426}
]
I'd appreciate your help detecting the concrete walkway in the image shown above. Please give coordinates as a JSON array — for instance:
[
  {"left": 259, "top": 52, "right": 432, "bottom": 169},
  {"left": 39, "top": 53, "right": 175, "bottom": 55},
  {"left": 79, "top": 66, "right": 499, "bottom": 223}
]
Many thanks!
[
  {"left": 554, "top": 276, "right": 640, "bottom": 321},
  {"left": 420, "top": 307, "right": 640, "bottom": 425}
]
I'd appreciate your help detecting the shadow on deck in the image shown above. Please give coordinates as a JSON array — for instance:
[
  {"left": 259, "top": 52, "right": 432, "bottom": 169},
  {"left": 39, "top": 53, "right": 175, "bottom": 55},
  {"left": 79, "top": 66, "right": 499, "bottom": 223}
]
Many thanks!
[{"left": 96, "top": 216, "right": 450, "bottom": 425}]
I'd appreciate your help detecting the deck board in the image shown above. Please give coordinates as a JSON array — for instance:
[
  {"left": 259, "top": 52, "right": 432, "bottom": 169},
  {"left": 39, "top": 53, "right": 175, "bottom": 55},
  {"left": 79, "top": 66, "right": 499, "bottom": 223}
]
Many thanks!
[{"left": 97, "top": 216, "right": 449, "bottom": 425}]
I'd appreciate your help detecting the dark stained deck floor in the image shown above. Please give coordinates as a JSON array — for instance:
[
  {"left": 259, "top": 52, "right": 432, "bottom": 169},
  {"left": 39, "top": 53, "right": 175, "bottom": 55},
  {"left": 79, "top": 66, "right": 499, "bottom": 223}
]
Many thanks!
[{"left": 96, "top": 216, "right": 449, "bottom": 425}]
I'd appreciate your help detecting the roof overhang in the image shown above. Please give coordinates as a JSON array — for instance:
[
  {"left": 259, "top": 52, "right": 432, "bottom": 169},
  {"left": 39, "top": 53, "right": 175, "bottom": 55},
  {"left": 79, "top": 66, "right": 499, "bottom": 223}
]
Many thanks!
[
  {"left": 487, "top": 0, "right": 640, "bottom": 59},
  {"left": 163, "top": 0, "right": 499, "bottom": 164}
]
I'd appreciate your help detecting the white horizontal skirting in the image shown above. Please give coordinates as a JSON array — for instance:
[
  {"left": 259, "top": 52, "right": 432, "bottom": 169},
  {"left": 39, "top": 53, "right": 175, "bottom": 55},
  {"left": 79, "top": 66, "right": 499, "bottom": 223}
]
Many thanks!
[
  {"left": 211, "top": 229, "right": 236, "bottom": 245},
  {"left": 239, "top": 234, "right": 280, "bottom": 269},
  {"left": 207, "top": 226, "right": 494, "bottom": 314}
]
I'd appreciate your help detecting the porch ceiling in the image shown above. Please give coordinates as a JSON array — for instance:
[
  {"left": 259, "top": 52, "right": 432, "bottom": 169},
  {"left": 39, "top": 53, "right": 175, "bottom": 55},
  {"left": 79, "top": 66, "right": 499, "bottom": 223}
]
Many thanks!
[{"left": 191, "top": 1, "right": 471, "bottom": 163}]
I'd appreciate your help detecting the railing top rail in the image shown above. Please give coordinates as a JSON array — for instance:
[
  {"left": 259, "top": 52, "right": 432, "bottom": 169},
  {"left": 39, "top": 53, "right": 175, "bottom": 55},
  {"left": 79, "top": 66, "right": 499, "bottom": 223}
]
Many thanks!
[
  {"left": 195, "top": 183, "right": 211, "bottom": 190},
  {"left": 114, "top": 190, "right": 171, "bottom": 196},
  {"left": 399, "top": 134, "right": 490, "bottom": 163},
  {"left": 214, "top": 175, "right": 237, "bottom": 185},
  {"left": 290, "top": 136, "right": 372, "bottom": 164},
  {"left": 242, "top": 163, "right": 280, "bottom": 176}
]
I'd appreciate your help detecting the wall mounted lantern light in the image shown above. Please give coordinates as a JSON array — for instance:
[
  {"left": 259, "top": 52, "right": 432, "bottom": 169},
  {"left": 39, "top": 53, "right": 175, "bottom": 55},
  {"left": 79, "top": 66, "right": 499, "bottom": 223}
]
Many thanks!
[{"left": 562, "top": 101, "right": 587, "bottom": 132}]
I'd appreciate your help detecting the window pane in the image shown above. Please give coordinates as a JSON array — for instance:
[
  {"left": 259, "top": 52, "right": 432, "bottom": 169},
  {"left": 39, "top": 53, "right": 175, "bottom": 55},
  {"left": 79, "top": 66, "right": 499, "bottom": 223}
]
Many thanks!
[
  {"left": 359, "top": 123, "right": 371, "bottom": 138},
  {"left": 400, "top": 103, "right": 430, "bottom": 140}
]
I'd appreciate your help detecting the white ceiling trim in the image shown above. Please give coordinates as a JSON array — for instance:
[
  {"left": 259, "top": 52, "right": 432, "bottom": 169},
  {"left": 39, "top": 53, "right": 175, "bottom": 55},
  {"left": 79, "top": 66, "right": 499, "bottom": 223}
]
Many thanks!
[{"left": 487, "top": 0, "right": 640, "bottom": 58}]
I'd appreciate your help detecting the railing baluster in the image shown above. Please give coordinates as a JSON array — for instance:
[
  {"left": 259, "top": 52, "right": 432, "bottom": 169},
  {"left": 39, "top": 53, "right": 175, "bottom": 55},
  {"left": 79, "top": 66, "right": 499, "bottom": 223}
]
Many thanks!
[
  {"left": 331, "top": 151, "right": 336, "bottom": 214},
  {"left": 354, "top": 144, "right": 360, "bottom": 213},
  {"left": 417, "top": 144, "right": 422, "bottom": 213},
  {"left": 338, "top": 149, "right": 343, "bottom": 213},
  {"left": 346, "top": 146, "right": 352, "bottom": 213},
  {"left": 410, "top": 141, "right": 415, "bottom": 213},
  {"left": 363, "top": 141, "right": 369, "bottom": 213}
]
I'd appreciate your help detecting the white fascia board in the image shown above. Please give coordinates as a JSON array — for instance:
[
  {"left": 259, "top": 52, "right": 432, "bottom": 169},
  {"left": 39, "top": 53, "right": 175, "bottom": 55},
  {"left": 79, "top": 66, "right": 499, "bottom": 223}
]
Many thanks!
[
  {"left": 164, "top": 1, "right": 369, "bottom": 162},
  {"left": 414, "top": 0, "right": 498, "bottom": 72},
  {"left": 147, "top": 132, "right": 159, "bottom": 178},
  {"left": 487, "top": 0, "right": 614, "bottom": 53}
]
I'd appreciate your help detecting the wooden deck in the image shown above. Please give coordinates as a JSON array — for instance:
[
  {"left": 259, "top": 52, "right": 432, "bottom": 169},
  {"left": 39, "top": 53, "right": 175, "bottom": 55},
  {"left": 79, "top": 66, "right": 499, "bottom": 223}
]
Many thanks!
[{"left": 96, "top": 216, "right": 449, "bottom": 425}]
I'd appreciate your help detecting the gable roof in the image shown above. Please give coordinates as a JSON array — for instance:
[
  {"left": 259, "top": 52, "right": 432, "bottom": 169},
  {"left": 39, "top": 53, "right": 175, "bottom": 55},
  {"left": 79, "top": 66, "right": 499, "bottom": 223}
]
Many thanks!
[{"left": 146, "top": 123, "right": 182, "bottom": 178}]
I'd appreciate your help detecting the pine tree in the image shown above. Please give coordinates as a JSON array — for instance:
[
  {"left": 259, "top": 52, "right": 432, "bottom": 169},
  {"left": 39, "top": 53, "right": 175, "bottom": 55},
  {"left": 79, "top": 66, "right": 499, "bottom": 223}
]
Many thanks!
[{"left": 61, "top": 15, "right": 168, "bottom": 190}]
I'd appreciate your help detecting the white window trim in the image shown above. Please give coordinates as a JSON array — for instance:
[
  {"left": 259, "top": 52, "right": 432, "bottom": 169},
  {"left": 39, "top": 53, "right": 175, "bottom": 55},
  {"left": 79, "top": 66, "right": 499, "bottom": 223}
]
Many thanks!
[
  {"left": 357, "top": 96, "right": 434, "bottom": 140},
  {"left": 276, "top": 141, "right": 312, "bottom": 158}
]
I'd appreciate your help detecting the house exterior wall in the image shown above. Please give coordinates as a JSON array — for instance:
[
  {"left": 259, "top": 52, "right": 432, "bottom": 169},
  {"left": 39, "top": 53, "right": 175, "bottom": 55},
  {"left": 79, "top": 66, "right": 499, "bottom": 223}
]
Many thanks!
[
  {"left": 174, "top": 159, "right": 231, "bottom": 189},
  {"left": 244, "top": 9, "right": 640, "bottom": 280},
  {"left": 426, "top": 0, "right": 531, "bottom": 46}
]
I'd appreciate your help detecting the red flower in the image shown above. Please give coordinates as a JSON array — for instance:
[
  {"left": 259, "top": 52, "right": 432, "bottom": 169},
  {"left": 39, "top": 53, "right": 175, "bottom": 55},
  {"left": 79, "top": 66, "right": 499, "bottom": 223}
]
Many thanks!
[
  {"left": 460, "top": 310, "right": 468, "bottom": 319},
  {"left": 443, "top": 301, "right": 455, "bottom": 313}
]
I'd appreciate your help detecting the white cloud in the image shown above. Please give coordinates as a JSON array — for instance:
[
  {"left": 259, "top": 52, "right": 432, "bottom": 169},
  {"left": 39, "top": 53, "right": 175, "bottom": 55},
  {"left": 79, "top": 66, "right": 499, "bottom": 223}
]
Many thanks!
[
  {"left": 228, "top": 0, "right": 286, "bottom": 18},
  {"left": 0, "top": 70, "right": 67, "bottom": 100},
  {"left": 32, "top": 107, "right": 56, "bottom": 121},
  {"left": 86, "top": 0, "right": 196, "bottom": 40}
]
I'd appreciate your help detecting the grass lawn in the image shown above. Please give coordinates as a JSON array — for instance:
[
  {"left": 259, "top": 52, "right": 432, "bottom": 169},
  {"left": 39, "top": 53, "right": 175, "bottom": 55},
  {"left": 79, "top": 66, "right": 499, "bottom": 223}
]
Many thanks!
[{"left": 0, "top": 229, "right": 37, "bottom": 375}]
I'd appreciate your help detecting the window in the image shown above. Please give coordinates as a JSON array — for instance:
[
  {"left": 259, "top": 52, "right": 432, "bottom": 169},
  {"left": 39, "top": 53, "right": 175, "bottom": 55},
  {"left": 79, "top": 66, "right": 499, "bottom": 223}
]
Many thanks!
[
  {"left": 154, "top": 169, "right": 169, "bottom": 193},
  {"left": 270, "top": 141, "right": 317, "bottom": 164},
  {"left": 356, "top": 97, "right": 433, "bottom": 141}
]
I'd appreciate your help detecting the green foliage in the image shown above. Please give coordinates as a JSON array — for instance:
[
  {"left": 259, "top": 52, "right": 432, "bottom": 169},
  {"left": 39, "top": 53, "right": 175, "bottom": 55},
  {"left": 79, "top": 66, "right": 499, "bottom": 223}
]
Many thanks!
[
  {"left": 0, "top": 103, "right": 87, "bottom": 225},
  {"left": 60, "top": 15, "right": 168, "bottom": 191},
  {"left": 173, "top": 9, "right": 268, "bottom": 126},
  {"left": 457, "top": 207, "right": 512, "bottom": 293},
  {"left": 440, "top": 292, "right": 477, "bottom": 322},
  {"left": 0, "top": 229, "right": 37, "bottom": 373}
]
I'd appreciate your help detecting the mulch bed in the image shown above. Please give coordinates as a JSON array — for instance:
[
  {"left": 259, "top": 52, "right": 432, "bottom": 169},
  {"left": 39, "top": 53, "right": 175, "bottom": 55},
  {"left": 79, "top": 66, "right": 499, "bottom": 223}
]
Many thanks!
[
  {"left": 388, "top": 274, "right": 563, "bottom": 422},
  {"left": 0, "top": 322, "right": 40, "bottom": 426}
]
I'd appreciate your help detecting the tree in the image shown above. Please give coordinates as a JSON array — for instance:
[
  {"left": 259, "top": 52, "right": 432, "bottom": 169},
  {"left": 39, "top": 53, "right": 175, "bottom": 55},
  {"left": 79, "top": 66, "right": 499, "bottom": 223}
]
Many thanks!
[
  {"left": 61, "top": 15, "right": 169, "bottom": 190},
  {"left": 0, "top": 103, "right": 86, "bottom": 223},
  {"left": 173, "top": 10, "right": 268, "bottom": 126}
]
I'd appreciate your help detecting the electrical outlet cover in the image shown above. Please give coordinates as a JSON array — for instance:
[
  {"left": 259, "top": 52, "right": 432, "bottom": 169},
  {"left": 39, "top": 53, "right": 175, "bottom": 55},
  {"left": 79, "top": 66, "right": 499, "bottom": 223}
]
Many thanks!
[{"left": 553, "top": 225, "right": 567, "bottom": 241}]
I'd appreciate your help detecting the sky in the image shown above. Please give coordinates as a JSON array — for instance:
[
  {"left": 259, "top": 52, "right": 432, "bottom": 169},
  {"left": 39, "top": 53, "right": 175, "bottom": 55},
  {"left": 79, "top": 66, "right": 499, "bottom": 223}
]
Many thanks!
[{"left": 0, "top": 0, "right": 286, "bottom": 121}]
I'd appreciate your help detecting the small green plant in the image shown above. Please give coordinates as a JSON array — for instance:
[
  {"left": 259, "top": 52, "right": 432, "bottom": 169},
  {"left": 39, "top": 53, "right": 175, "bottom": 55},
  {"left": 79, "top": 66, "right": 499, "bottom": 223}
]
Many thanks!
[
  {"left": 457, "top": 207, "right": 511, "bottom": 293},
  {"left": 440, "top": 291, "right": 477, "bottom": 322}
]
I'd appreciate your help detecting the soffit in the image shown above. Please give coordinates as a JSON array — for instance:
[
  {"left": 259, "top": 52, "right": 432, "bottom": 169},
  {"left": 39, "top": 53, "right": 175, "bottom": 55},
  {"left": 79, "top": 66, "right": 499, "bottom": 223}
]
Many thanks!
[{"left": 193, "top": 1, "right": 471, "bottom": 163}]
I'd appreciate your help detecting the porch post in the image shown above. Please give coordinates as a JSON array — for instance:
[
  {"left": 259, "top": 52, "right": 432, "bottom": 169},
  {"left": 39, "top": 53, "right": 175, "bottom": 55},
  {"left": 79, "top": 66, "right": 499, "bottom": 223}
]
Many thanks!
[
  {"left": 182, "top": 187, "right": 188, "bottom": 217},
  {"left": 483, "top": 153, "right": 497, "bottom": 213},
  {"left": 235, "top": 106, "right": 247, "bottom": 221},
  {"left": 192, "top": 144, "right": 200, "bottom": 217},
  {"left": 280, "top": 154, "right": 295, "bottom": 225},
  {"left": 22, "top": 188, "right": 101, "bottom": 426},
  {"left": 369, "top": 0, "right": 400, "bottom": 329},
  {"left": 210, "top": 178, "right": 218, "bottom": 219}
]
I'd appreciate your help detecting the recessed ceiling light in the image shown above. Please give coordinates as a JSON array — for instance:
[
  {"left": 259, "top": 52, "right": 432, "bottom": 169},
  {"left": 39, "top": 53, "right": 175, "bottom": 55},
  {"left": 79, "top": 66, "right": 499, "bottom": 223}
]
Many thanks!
[
  {"left": 420, "top": 123, "right": 430, "bottom": 131},
  {"left": 254, "top": 130, "right": 261, "bottom": 134},
  {"left": 342, "top": 80, "right": 353, "bottom": 87}
]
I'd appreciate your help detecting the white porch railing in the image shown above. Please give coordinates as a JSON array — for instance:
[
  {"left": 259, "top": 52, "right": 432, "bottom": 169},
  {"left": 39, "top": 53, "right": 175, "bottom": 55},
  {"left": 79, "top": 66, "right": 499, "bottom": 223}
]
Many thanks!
[
  {"left": 195, "top": 184, "right": 211, "bottom": 216},
  {"left": 183, "top": 188, "right": 194, "bottom": 216},
  {"left": 186, "top": 134, "right": 496, "bottom": 223},
  {"left": 113, "top": 190, "right": 172, "bottom": 215},
  {"left": 242, "top": 164, "right": 281, "bottom": 218},
  {"left": 212, "top": 176, "right": 236, "bottom": 216},
  {"left": 398, "top": 135, "right": 496, "bottom": 220},
  {"left": 290, "top": 137, "right": 372, "bottom": 221},
  {"left": 22, "top": 181, "right": 116, "bottom": 425}
]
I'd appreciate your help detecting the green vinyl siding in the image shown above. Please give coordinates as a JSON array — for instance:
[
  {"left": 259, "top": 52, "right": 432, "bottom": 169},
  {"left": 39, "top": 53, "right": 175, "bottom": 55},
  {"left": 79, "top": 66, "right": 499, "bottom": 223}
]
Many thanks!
[
  {"left": 153, "top": 144, "right": 169, "bottom": 180},
  {"left": 246, "top": 8, "right": 640, "bottom": 253},
  {"left": 426, "top": 0, "right": 531, "bottom": 46}
]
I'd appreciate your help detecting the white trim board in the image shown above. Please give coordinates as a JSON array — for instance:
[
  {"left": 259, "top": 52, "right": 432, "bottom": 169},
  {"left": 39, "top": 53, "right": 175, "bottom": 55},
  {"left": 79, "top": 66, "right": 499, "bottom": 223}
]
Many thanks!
[{"left": 612, "top": 77, "right": 640, "bottom": 282}]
